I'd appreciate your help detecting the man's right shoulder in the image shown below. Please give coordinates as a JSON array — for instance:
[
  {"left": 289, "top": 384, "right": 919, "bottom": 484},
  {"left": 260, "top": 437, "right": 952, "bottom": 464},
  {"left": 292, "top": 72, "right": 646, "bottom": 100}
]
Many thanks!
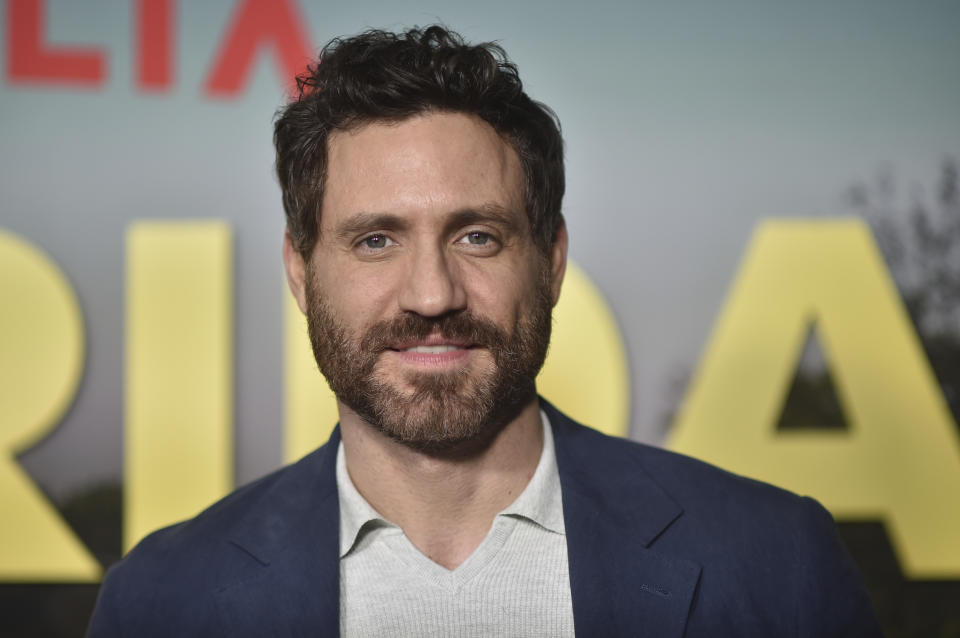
[
  {"left": 87, "top": 438, "right": 339, "bottom": 637},
  {"left": 123, "top": 456, "right": 294, "bottom": 560}
]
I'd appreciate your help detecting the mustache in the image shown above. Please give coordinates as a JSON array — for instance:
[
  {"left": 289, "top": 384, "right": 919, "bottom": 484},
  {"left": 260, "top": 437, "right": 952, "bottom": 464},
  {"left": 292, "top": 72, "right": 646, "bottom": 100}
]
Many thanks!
[{"left": 360, "top": 312, "right": 508, "bottom": 353}]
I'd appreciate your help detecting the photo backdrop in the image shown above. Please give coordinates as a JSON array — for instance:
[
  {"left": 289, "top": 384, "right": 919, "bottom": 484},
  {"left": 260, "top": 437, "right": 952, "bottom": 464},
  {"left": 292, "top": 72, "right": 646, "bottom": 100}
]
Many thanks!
[{"left": 1, "top": 1, "right": 959, "bottom": 635}]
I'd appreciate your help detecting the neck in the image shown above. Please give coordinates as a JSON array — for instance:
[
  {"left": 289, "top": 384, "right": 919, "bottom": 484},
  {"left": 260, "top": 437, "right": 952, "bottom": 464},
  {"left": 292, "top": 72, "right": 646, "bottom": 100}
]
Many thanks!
[{"left": 339, "top": 398, "right": 544, "bottom": 570}]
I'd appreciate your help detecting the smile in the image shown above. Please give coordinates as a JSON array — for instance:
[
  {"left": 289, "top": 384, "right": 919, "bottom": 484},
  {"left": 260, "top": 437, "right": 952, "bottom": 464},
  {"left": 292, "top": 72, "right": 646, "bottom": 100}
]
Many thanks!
[
  {"left": 385, "top": 340, "right": 477, "bottom": 367},
  {"left": 401, "top": 345, "right": 463, "bottom": 354}
]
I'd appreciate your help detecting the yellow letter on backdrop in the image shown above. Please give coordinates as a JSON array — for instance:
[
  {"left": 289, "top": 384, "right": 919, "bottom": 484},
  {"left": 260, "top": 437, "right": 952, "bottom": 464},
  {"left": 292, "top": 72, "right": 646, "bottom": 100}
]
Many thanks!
[
  {"left": 283, "top": 260, "right": 629, "bottom": 463},
  {"left": 669, "top": 219, "right": 960, "bottom": 578},
  {"left": 538, "top": 262, "right": 630, "bottom": 437},
  {"left": 0, "top": 230, "right": 100, "bottom": 581},
  {"left": 283, "top": 277, "right": 339, "bottom": 464},
  {"left": 125, "top": 222, "right": 234, "bottom": 551}
]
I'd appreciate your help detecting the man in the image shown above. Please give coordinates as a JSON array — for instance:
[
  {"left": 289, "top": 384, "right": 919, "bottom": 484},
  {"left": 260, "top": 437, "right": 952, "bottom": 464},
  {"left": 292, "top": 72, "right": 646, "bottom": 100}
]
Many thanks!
[{"left": 89, "top": 26, "right": 881, "bottom": 637}]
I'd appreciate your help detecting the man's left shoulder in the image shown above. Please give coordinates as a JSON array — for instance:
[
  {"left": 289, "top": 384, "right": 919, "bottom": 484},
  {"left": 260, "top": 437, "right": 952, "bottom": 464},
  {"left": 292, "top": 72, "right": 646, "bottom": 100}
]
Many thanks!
[
  {"left": 552, "top": 406, "right": 840, "bottom": 551},
  {"left": 545, "top": 402, "right": 881, "bottom": 636},
  {"left": 547, "top": 401, "right": 810, "bottom": 518}
]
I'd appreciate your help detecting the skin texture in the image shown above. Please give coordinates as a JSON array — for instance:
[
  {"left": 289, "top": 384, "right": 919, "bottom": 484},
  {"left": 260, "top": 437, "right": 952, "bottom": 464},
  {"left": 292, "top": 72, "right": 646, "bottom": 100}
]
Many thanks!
[{"left": 283, "top": 112, "right": 567, "bottom": 569}]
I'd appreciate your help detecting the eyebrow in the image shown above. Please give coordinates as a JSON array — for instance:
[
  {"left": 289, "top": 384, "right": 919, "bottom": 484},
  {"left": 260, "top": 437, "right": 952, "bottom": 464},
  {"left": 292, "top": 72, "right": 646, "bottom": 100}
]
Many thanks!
[
  {"left": 333, "top": 204, "right": 525, "bottom": 242},
  {"left": 333, "top": 212, "right": 410, "bottom": 242},
  {"left": 442, "top": 204, "right": 524, "bottom": 236}
]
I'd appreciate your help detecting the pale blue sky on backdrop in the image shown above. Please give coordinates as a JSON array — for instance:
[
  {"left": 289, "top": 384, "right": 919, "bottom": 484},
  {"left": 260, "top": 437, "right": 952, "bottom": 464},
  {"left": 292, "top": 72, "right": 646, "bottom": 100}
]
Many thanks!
[{"left": 1, "top": 0, "right": 958, "bottom": 497}]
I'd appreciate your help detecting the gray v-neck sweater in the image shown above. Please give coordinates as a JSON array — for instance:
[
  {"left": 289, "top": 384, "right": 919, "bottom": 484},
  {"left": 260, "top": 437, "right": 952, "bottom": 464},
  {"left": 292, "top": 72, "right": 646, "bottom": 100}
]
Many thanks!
[{"left": 336, "top": 412, "right": 575, "bottom": 637}]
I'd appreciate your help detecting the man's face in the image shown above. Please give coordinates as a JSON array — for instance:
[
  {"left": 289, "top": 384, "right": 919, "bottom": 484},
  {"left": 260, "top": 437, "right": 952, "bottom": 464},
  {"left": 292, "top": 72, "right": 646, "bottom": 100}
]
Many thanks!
[{"left": 287, "top": 112, "right": 566, "bottom": 451}]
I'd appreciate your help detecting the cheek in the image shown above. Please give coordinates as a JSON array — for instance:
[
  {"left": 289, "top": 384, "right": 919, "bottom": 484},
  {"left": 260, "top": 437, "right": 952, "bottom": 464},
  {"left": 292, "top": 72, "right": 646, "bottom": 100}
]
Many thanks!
[
  {"left": 463, "top": 263, "right": 535, "bottom": 323},
  {"left": 317, "top": 261, "right": 400, "bottom": 325}
]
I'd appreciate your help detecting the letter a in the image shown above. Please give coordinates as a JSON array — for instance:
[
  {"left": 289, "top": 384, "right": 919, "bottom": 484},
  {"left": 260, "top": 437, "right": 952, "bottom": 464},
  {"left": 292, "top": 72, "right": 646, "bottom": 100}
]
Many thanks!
[
  {"left": 668, "top": 219, "right": 960, "bottom": 578},
  {"left": 204, "top": 0, "right": 312, "bottom": 97}
]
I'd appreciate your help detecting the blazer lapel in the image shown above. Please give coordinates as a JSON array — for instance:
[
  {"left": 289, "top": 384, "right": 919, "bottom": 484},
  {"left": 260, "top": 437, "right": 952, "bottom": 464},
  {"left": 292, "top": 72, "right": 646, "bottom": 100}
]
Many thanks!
[
  {"left": 207, "top": 406, "right": 702, "bottom": 636},
  {"left": 546, "top": 401, "right": 702, "bottom": 638},
  {"left": 213, "top": 428, "right": 342, "bottom": 637}
]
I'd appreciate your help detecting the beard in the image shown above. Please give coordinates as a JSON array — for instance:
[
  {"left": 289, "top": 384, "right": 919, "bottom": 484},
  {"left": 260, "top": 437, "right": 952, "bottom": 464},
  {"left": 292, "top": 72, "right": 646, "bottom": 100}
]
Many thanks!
[{"left": 304, "top": 266, "right": 553, "bottom": 453}]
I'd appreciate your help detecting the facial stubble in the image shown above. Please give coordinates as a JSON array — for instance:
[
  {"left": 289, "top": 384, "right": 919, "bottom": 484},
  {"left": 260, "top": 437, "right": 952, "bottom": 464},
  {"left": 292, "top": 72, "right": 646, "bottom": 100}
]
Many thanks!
[{"left": 304, "top": 262, "right": 553, "bottom": 453}]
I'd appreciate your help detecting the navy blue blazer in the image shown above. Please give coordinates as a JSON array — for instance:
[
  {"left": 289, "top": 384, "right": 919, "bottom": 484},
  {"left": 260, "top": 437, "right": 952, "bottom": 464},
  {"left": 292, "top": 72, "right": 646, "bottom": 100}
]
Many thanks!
[{"left": 89, "top": 400, "right": 881, "bottom": 636}]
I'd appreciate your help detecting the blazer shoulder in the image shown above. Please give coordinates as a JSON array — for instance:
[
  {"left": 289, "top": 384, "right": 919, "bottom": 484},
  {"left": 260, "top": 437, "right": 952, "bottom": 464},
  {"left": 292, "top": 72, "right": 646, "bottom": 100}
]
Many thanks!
[
  {"left": 136, "top": 442, "right": 330, "bottom": 557},
  {"left": 88, "top": 438, "right": 338, "bottom": 637},
  {"left": 547, "top": 400, "right": 811, "bottom": 516},
  {"left": 545, "top": 403, "right": 880, "bottom": 636}
]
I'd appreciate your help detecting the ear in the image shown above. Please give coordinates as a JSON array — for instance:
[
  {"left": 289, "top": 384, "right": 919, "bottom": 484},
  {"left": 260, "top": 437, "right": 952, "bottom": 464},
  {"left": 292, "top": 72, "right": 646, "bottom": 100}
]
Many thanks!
[
  {"left": 548, "top": 222, "right": 568, "bottom": 307},
  {"left": 282, "top": 230, "right": 309, "bottom": 314}
]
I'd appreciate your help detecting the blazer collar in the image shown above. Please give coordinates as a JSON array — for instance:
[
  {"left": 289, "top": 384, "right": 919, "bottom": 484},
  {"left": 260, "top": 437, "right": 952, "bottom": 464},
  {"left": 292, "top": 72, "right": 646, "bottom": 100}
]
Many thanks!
[{"left": 544, "top": 399, "right": 702, "bottom": 638}]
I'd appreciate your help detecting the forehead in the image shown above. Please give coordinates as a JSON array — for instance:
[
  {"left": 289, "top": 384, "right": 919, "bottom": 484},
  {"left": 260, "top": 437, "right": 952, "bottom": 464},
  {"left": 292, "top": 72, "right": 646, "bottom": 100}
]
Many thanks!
[{"left": 322, "top": 112, "right": 525, "bottom": 230}]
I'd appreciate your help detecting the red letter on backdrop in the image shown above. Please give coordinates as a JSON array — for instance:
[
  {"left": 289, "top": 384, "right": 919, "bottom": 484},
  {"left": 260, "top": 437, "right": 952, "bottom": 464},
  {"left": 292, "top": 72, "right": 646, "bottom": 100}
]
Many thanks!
[
  {"left": 137, "top": 0, "right": 174, "bottom": 91},
  {"left": 5, "top": 0, "right": 106, "bottom": 86},
  {"left": 204, "top": 0, "right": 312, "bottom": 97}
]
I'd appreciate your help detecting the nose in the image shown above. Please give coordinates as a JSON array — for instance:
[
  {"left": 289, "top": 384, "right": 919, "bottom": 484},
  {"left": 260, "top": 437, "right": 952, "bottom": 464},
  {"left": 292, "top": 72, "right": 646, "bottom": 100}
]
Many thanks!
[{"left": 397, "top": 245, "right": 467, "bottom": 317}]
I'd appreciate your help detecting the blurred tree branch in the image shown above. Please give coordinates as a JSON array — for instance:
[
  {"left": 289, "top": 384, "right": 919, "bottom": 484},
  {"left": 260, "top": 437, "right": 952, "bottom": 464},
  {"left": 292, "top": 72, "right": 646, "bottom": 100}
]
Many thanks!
[{"left": 849, "top": 157, "right": 960, "bottom": 423}]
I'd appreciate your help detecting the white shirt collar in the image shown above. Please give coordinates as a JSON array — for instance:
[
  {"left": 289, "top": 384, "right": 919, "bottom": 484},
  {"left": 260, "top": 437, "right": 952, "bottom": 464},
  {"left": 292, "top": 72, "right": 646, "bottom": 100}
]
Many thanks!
[{"left": 336, "top": 410, "right": 565, "bottom": 558}]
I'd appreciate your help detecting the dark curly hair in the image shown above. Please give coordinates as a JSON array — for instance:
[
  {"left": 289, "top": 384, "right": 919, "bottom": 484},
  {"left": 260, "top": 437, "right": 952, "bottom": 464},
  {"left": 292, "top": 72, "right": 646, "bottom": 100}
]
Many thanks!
[{"left": 274, "top": 25, "right": 565, "bottom": 258}]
